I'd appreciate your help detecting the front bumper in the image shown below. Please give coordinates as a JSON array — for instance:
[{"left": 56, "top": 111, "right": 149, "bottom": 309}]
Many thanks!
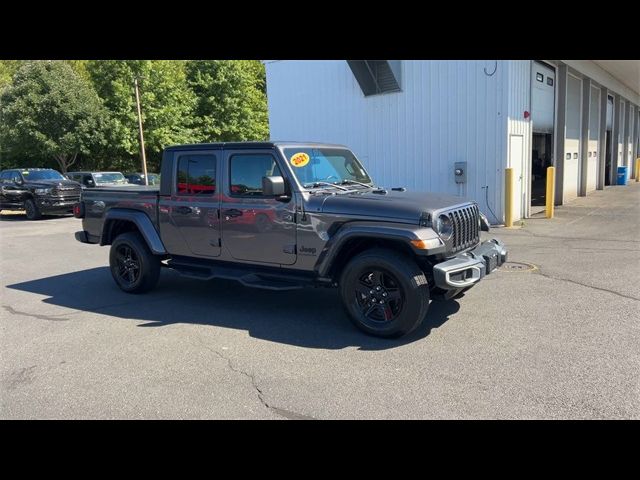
[
  {"left": 36, "top": 197, "right": 79, "bottom": 213},
  {"left": 433, "top": 238, "right": 507, "bottom": 290}
]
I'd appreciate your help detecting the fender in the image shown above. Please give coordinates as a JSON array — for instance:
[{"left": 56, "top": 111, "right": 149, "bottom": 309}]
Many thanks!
[
  {"left": 101, "top": 208, "right": 167, "bottom": 255},
  {"left": 314, "top": 221, "right": 443, "bottom": 277}
]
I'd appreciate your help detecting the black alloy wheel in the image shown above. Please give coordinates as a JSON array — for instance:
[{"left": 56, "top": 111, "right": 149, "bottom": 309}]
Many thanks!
[
  {"left": 114, "top": 244, "right": 141, "bottom": 286},
  {"left": 354, "top": 269, "right": 404, "bottom": 323},
  {"left": 339, "top": 248, "right": 430, "bottom": 338},
  {"left": 24, "top": 199, "right": 42, "bottom": 220},
  {"left": 109, "top": 231, "right": 161, "bottom": 293}
]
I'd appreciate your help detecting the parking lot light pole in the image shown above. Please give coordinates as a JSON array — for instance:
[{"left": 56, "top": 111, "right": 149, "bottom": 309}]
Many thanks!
[{"left": 134, "top": 77, "right": 149, "bottom": 186}]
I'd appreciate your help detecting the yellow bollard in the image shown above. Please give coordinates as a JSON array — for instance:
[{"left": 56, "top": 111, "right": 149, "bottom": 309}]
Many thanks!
[
  {"left": 636, "top": 158, "right": 640, "bottom": 182},
  {"left": 546, "top": 166, "right": 555, "bottom": 219},
  {"left": 505, "top": 168, "right": 513, "bottom": 227}
]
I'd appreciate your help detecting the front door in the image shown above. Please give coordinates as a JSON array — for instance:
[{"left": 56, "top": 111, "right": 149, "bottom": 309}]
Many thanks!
[
  {"left": 159, "top": 150, "right": 221, "bottom": 258},
  {"left": 221, "top": 150, "right": 297, "bottom": 265},
  {"left": 0, "top": 171, "right": 27, "bottom": 208}
]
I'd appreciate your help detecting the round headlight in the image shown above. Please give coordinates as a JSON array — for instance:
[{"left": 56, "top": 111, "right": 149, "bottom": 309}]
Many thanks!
[{"left": 436, "top": 214, "right": 453, "bottom": 240}]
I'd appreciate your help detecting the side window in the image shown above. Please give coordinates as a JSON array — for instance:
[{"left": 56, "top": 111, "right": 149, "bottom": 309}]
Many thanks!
[
  {"left": 229, "top": 154, "right": 282, "bottom": 196},
  {"left": 176, "top": 154, "right": 216, "bottom": 195}
]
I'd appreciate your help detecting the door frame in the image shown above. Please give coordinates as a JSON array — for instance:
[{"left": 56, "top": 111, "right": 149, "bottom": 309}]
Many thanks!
[
  {"left": 528, "top": 60, "right": 557, "bottom": 217},
  {"left": 220, "top": 148, "right": 297, "bottom": 266},
  {"left": 160, "top": 149, "right": 222, "bottom": 258},
  {"left": 508, "top": 133, "right": 526, "bottom": 222}
]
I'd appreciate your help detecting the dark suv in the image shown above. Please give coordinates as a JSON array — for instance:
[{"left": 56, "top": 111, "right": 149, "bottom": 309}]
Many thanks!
[{"left": 0, "top": 168, "right": 81, "bottom": 219}]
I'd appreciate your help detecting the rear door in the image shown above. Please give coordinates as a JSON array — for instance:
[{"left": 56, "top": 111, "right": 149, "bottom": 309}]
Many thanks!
[
  {"left": 158, "top": 150, "right": 221, "bottom": 258},
  {"left": 221, "top": 149, "right": 297, "bottom": 265}
]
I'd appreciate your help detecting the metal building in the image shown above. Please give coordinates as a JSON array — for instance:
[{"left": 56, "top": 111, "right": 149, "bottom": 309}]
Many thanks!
[{"left": 264, "top": 60, "right": 640, "bottom": 223}]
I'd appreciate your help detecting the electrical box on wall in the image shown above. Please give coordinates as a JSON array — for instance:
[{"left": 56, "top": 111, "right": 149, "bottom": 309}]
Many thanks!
[{"left": 454, "top": 162, "right": 467, "bottom": 184}]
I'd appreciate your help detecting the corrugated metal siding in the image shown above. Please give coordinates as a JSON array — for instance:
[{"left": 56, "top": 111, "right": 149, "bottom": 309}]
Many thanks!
[
  {"left": 506, "top": 60, "right": 532, "bottom": 220},
  {"left": 266, "top": 60, "right": 509, "bottom": 222}
]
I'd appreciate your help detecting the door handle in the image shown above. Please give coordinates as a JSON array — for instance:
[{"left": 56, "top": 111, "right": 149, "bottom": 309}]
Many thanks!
[
  {"left": 223, "top": 208, "right": 243, "bottom": 218},
  {"left": 176, "top": 206, "right": 193, "bottom": 214}
]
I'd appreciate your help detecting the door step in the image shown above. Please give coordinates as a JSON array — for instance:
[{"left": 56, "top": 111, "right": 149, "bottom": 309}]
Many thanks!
[
  {"left": 166, "top": 260, "right": 306, "bottom": 291},
  {"left": 238, "top": 273, "right": 303, "bottom": 291}
]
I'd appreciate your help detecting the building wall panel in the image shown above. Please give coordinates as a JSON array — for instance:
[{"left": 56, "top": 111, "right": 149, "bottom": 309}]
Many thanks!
[{"left": 266, "top": 60, "right": 509, "bottom": 223}]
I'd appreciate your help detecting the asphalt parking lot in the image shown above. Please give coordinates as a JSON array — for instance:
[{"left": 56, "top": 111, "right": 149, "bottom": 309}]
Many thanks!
[{"left": 1, "top": 183, "right": 639, "bottom": 419}]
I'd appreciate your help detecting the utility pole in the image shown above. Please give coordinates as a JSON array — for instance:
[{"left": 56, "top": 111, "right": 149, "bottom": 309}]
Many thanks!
[{"left": 134, "top": 77, "right": 149, "bottom": 186}]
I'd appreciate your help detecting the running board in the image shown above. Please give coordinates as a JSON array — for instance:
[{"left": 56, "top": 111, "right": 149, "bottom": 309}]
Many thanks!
[{"left": 166, "top": 260, "right": 306, "bottom": 291}]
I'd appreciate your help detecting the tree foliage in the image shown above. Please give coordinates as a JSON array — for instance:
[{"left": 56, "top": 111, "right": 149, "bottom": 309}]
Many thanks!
[
  {"left": 0, "top": 60, "right": 24, "bottom": 91},
  {"left": 186, "top": 60, "right": 269, "bottom": 142},
  {"left": 87, "top": 60, "right": 197, "bottom": 170},
  {"left": 0, "top": 61, "right": 110, "bottom": 172},
  {"left": 1, "top": 60, "right": 270, "bottom": 173}
]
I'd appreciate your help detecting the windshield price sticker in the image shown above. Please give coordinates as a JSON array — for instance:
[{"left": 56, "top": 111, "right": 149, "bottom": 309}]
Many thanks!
[{"left": 290, "top": 152, "right": 310, "bottom": 168}]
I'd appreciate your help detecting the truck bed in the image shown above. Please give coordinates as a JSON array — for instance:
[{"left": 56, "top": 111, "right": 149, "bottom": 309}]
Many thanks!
[{"left": 81, "top": 186, "right": 160, "bottom": 241}]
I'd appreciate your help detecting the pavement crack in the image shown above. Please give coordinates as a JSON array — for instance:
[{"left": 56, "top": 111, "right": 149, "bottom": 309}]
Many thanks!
[
  {"left": 2, "top": 305, "right": 70, "bottom": 321},
  {"left": 536, "top": 270, "right": 640, "bottom": 302},
  {"left": 193, "top": 337, "right": 315, "bottom": 420}
]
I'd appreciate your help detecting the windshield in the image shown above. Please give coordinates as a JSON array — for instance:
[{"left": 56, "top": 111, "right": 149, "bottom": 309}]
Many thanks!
[
  {"left": 93, "top": 172, "right": 127, "bottom": 184},
  {"left": 21, "top": 170, "right": 65, "bottom": 181},
  {"left": 282, "top": 148, "right": 372, "bottom": 188}
]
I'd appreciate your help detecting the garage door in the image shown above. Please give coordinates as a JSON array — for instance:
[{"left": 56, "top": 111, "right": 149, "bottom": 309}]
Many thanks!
[
  {"left": 564, "top": 74, "right": 582, "bottom": 201},
  {"left": 587, "top": 86, "right": 600, "bottom": 193}
]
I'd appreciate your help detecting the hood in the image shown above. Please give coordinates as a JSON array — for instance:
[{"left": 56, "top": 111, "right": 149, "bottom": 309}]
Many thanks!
[
  {"left": 319, "top": 189, "right": 474, "bottom": 222},
  {"left": 24, "top": 179, "right": 81, "bottom": 189}
]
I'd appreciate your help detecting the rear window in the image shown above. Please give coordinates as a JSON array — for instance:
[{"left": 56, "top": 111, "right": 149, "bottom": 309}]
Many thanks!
[{"left": 176, "top": 154, "right": 216, "bottom": 195}]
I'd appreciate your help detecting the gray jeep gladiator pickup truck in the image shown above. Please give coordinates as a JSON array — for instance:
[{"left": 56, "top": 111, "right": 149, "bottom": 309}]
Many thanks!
[{"left": 74, "top": 142, "right": 507, "bottom": 337}]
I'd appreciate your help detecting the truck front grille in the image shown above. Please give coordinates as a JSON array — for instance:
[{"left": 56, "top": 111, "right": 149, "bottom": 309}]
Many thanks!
[
  {"left": 448, "top": 204, "right": 480, "bottom": 252},
  {"left": 51, "top": 186, "right": 81, "bottom": 198}
]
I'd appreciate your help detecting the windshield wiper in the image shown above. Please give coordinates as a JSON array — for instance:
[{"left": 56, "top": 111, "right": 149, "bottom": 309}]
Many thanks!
[
  {"left": 303, "top": 181, "right": 350, "bottom": 191},
  {"left": 337, "top": 179, "right": 376, "bottom": 189}
]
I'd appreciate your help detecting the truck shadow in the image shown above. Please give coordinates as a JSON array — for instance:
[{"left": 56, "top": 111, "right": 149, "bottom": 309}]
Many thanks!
[
  {"left": 0, "top": 212, "right": 72, "bottom": 221},
  {"left": 6, "top": 267, "right": 460, "bottom": 351}
]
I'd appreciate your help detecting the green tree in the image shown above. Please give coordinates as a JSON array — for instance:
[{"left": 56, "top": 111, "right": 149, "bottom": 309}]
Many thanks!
[
  {"left": 185, "top": 60, "right": 269, "bottom": 142},
  {"left": 87, "top": 60, "right": 197, "bottom": 171},
  {"left": 66, "top": 60, "right": 91, "bottom": 82},
  {"left": 0, "top": 61, "right": 110, "bottom": 173},
  {"left": 0, "top": 60, "right": 24, "bottom": 91}
]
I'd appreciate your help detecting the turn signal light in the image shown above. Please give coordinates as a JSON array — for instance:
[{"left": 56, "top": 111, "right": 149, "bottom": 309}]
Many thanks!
[{"left": 410, "top": 238, "right": 442, "bottom": 250}]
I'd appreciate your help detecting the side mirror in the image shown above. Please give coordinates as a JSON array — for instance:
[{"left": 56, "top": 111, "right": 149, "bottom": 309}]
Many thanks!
[
  {"left": 15, "top": 177, "right": 24, "bottom": 185},
  {"left": 86, "top": 179, "right": 95, "bottom": 187},
  {"left": 262, "top": 176, "right": 286, "bottom": 196}
]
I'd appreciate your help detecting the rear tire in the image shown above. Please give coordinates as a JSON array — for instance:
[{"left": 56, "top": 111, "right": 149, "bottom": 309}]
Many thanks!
[
  {"left": 24, "top": 199, "right": 42, "bottom": 220},
  {"left": 109, "top": 231, "right": 161, "bottom": 293},
  {"left": 339, "top": 248, "right": 430, "bottom": 338}
]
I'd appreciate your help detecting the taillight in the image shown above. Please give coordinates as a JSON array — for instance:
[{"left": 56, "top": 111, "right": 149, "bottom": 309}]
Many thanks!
[{"left": 73, "top": 202, "right": 84, "bottom": 218}]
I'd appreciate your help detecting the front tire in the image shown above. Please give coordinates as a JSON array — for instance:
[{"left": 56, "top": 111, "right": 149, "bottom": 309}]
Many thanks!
[
  {"left": 24, "top": 199, "right": 42, "bottom": 220},
  {"left": 339, "top": 248, "right": 430, "bottom": 338},
  {"left": 109, "top": 232, "right": 161, "bottom": 293}
]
